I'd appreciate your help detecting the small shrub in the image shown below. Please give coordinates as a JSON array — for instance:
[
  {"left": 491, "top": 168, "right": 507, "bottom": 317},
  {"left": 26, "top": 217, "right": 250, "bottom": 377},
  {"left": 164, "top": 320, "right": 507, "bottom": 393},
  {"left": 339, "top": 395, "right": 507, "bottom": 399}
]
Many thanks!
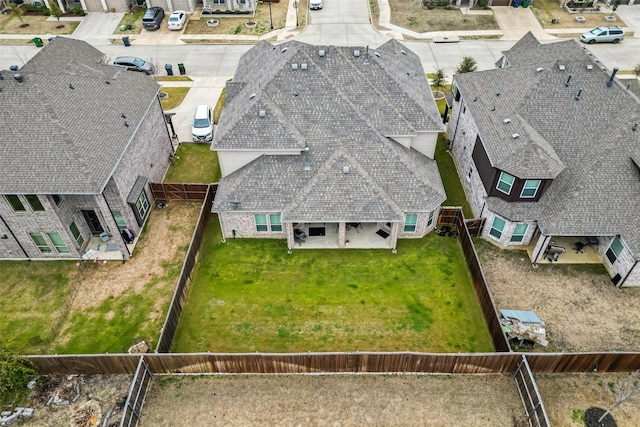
[
  {"left": 233, "top": 24, "right": 243, "bottom": 34},
  {"left": 67, "top": 7, "right": 85, "bottom": 15},
  {"left": 478, "top": 0, "right": 486, "bottom": 7}
]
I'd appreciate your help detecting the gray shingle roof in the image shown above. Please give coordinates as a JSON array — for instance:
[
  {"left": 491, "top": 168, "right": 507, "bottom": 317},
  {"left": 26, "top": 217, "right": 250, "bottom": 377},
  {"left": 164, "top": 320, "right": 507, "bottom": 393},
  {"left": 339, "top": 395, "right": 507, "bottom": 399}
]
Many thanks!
[
  {"left": 456, "top": 34, "right": 640, "bottom": 255},
  {"left": 212, "top": 40, "right": 445, "bottom": 221},
  {"left": 0, "top": 37, "right": 161, "bottom": 194}
]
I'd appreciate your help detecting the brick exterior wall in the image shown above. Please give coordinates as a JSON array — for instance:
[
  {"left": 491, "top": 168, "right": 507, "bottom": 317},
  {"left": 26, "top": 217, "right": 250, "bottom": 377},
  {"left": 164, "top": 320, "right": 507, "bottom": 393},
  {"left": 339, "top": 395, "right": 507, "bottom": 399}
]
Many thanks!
[{"left": 218, "top": 212, "right": 287, "bottom": 239}]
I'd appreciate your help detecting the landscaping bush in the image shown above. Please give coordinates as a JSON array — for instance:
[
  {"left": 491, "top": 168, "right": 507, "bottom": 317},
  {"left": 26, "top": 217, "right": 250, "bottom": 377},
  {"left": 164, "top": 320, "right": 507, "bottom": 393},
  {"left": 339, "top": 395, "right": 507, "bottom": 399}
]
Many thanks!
[
  {"left": 23, "top": 4, "right": 50, "bottom": 15},
  {"left": 67, "top": 7, "right": 85, "bottom": 15}
]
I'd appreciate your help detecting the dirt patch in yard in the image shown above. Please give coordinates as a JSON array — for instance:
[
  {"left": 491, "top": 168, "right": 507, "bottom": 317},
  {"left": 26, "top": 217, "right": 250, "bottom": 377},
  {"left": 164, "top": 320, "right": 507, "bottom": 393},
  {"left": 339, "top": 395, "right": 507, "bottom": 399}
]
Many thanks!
[
  {"left": 476, "top": 241, "right": 640, "bottom": 352},
  {"left": 141, "top": 374, "right": 527, "bottom": 426}
]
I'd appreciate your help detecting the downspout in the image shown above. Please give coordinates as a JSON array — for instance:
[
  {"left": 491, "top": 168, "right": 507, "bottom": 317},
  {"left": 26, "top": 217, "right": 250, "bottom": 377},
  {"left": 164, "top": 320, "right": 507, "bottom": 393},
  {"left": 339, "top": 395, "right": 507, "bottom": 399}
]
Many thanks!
[
  {"left": 619, "top": 260, "right": 638, "bottom": 289},
  {"left": 0, "top": 214, "right": 29, "bottom": 259},
  {"left": 102, "top": 194, "right": 131, "bottom": 258},
  {"left": 449, "top": 91, "right": 464, "bottom": 151}
]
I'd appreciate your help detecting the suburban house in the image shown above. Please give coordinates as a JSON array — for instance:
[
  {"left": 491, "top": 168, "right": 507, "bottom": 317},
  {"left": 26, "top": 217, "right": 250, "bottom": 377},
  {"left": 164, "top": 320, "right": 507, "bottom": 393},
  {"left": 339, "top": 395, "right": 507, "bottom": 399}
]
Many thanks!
[
  {"left": 447, "top": 32, "right": 640, "bottom": 286},
  {"left": 211, "top": 40, "right": 445, "bottom": 251},
  {"left": 0, "top": 37, "right": 173, "bottom": 261},
  {"left": 17, "top": 0, "right": 257, "bottom": 14}
]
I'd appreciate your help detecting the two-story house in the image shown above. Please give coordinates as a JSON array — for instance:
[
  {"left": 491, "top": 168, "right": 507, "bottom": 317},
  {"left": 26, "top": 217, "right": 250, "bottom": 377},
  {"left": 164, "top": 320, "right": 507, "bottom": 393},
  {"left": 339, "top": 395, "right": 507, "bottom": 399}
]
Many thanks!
[
  {"left": 447, "top": 32, "right": 640, "bottom": 286},
  {"left": 0, "top": 37, "right": 173, "bottom": 261},
  {"left": 211, "top": 40, "right": 446, "bottom": 251}
]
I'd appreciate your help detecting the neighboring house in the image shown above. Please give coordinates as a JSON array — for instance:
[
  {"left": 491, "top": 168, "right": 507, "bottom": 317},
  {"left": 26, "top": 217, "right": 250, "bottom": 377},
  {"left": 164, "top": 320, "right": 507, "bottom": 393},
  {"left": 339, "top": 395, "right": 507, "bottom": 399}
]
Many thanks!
[
  {"left": 211, "top": 40, "right": 445, "bottom": 251},
  {"left": 447, "top": 32, "right": 640, "bottom": 286},
  {"left": 0, "top": 37, "right": 173, "bottom": 260}
]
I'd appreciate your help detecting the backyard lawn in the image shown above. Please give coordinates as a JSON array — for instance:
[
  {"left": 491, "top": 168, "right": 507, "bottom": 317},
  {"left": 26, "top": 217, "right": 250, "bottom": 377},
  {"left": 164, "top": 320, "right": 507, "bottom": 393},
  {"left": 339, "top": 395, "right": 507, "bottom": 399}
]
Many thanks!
[
  {"left": 173, "top": 219, "right": 493, "bottom": 353},
  {"left": 164, "top": 143, "right": 220, "bottom": 183}
]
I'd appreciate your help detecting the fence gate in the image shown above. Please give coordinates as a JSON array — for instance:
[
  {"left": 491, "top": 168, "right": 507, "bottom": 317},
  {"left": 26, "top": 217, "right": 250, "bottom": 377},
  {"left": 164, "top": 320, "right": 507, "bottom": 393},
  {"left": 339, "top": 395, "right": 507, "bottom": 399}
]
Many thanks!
[
  {"left": 513, "top": 357, "right": 550, "bottom": 427},
  {"left": 465, "top": 218, "right": 485, "bottom": 237},
  {"left": 437, "top": 206, "right": 461, "bottom": 226},
  {"left": 120, "top": 356, "right": 154, "bottom": 427}
]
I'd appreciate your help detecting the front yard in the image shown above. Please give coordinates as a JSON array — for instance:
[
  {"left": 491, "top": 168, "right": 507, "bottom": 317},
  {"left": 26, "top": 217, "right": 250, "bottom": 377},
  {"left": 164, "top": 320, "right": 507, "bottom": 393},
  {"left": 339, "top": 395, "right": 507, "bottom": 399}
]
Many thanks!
[{"left": 172, "top": 219, "right": 494, "bottom": 353}]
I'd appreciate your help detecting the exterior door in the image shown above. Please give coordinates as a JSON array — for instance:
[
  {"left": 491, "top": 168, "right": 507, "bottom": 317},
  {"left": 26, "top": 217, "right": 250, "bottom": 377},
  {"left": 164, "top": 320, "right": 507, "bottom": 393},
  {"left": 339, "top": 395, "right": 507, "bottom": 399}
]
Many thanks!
[{"left": 81, "top": 209, "right": 104, "bottom": 235}]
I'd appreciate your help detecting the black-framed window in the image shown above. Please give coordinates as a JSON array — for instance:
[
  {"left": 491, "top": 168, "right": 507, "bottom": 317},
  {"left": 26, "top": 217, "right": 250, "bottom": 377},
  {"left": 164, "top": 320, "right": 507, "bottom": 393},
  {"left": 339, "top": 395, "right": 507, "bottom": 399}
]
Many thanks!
[
  {"left": 5, "top": 195, "right": 25, "bottom": 211},
  {"left": 606, "top": 237, "right": 624, "bottom": 264},
  {"left": 52, "top": 195, "right": 64, "bottom": 206},
  {"left": 25, "top": 195, "right": 44, "bottom": 211}
]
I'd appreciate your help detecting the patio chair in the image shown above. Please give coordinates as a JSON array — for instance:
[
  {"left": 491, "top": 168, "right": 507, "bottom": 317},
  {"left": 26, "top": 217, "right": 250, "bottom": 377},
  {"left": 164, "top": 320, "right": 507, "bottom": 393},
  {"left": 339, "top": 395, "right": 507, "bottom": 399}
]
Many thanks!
[{"left": 294, "top": 229, "right": 307, "bottom": 246}]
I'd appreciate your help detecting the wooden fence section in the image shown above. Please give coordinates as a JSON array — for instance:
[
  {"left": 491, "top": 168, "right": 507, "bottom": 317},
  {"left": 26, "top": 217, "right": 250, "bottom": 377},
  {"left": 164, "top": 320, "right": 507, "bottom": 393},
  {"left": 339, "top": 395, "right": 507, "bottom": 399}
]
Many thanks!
[
  {"left": 526, "top": 353, "right": 640, "bottom": 373},
  {"left": 155, "top": 185, "right": 215, "bottom": 353},
  {"left": 513, "top": 356, "right": 550, "bottom": 427},
  {"left": 446, "top": 207, "right": 511, "bottom": 352},
  {"left": 27, "top": 354, "right": 142, "bottom": 374},
  {"left": 120, "top": 357, "right": 154, "bottom": 427},
  {"left": 149, "top": 183, "right": 211, "bottom": 202}
]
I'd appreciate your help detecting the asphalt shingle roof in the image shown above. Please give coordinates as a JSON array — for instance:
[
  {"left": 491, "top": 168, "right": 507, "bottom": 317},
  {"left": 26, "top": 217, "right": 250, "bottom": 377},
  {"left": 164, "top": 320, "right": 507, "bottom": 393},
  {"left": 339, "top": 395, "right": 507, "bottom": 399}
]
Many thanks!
[
  {"left": 0, "top": 37, "right": 161, "bottom": 194},
  {"left": 212, "top": 40, "right": 445, "bottom": 221},
  {"left": 455, "top": 33, "right": 640, "bottom": 255}
]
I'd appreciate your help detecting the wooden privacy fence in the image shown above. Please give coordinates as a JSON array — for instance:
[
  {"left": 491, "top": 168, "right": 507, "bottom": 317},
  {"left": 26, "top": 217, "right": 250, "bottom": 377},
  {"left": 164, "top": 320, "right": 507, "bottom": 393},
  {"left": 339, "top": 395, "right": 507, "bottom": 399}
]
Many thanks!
[
  {"left": 149, "top": 183, "right": 212, "bottom": 202},
  {"left": 120, "top": 356, "right": 154, "bottom": 427},
  {"left": 155, "top": 184, "right": 215, "bottom": 353},
  {"left": 513, "top": 356, "right": 550, "bottom": 427}
]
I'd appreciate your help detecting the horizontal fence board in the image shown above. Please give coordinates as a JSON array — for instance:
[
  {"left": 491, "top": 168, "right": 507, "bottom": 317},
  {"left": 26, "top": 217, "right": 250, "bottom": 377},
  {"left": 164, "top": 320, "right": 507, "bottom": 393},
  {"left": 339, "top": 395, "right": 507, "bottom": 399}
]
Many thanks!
[
  {"left": 28, "top": 354, "right": 142, "bottom": 374},
  {"left": 525, "top": 353, "right": 640, "bottom": 373}
]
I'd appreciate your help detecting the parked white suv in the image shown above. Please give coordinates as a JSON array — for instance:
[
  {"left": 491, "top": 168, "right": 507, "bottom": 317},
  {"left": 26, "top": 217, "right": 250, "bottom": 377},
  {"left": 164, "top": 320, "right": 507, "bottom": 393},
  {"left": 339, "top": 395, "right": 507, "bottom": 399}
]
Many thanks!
[
  {"left": 191, "top": 105, "right": 213, "bottom": 142},
  {"left": 580, "top": 26, "right": 624, "bottom": 44},
  {"left": 310, "top": 0, "right": 323, "bottom": 10}
]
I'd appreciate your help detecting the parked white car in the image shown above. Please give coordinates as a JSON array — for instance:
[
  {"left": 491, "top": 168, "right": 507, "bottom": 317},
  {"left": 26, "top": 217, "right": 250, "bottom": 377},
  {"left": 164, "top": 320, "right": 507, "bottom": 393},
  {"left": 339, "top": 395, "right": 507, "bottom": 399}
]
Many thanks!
[
  {"left": 168, "top": 10, "right": 187, "bottom": 31},
  {"left": 310, "top": 0, "right": 323, "bottom": 9},
  {"left": 191, "top": 105, "right": 214, "bottom": 142}
]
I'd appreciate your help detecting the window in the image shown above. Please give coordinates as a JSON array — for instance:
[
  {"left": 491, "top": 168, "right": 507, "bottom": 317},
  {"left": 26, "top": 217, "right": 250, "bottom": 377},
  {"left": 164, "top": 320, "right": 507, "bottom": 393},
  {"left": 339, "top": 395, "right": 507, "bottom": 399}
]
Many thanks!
[
  {"left": 70, "top": 221, "right": 84, "bottom": 247},
  {"left": 213, "top": 0, "right": 225, "bottom": 4},
  {"left": 606, "top": 236, "right": 624, "bottom": 264},
  {"left": 489, "top": 217, "right": 506, "bottom": 239},
  {"left": 112, "top": 211, "right": 127, "bottom": 230},
  {"left": 5, "top": 195, "right": 25, "bottom": 211},
  {"left": 404, "top": 214, "right": 418, "bottom": 232},
  {"left": 427, "top": 210, "right": 435, "bottom": 227},
  {"left": 497, "top": 172, "right": 515, "bottom": 195},
  {"left": 25, "top": 195, "right": 44, "bottom": 211},
  {"left": 52, "top": 195, "right": 64, "bottom": 206},
  {"left": 269, "top": 214, "right": 282, "bottom": 232},
  {"left": 255, "top": 214, "right": 268, "bottom": 232},
  {"left": 510, "top": 223, "right": 528, "bottom": 243},
  {"left": 30, "top": 232, "right": 51, "bottom": 253},
  {"left": 47, "top": 232, "right": 69, "bottom": 253},
  {"left": 135, "top": 192, "right": 150, "bottom": 221},
  {"left": 521, "top": 180, "right": 541, "bottom": 198}
]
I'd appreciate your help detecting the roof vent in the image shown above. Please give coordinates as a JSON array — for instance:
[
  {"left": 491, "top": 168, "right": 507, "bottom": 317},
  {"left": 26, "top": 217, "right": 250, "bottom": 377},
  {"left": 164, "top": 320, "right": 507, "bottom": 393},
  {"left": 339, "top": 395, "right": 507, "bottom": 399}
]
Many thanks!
[
  {"left": 586, "top": 64, "right": 593, "bottom": 70},
  {"left": 503, "top": 118, "right": 512, "bottom": 124},
  {"left": 536, "top": 67, "right": 544, "bottom": 73},
  {"left": 9, "top": 65, "right": 18, "bottom": 72},
  {"left": 575, "top": 89, "right": 583, "bottom": 101},
  {"left": 301, "top": 63, "right": 308, "bottom": 70},
  {"left": 291, "top": 63, "right": 298, "bottom": 70},
  {"left": 354, "top": 50, "right": 360, "bottom": 57},
  {"left": 374, "top": 52, "right": 381, "bottom": 57},
  {"left": 249, "top": 93, "right": 256, "bottom": 99},
  {"left": 303, "top": 146, "right": 310, "bottom": 171},
  {"left": 607, "top": 67, "right": 619, "bottom": 88},
  {"left": 13, "top": 74, "right": 23, "bottom": 84},
  {"left": 343, "top": 166, "right": 350, "bottom": 174},
  {"left": 318, "top": 49, "right": 325, "bottom": 57},
  {"left": 558, "top": 64, "right": 566, "bottom": 71},
  {"left": 281, "top": 47, "right": 288, "bottom": 53},
  {"left": 565, "top": 74, "right": 572, "bottom": 87},
  {"left": 259, "top": 110, "right": 266, "bottom": 117},
  {"left": 512, "top": 133, "right": 520, "bottom": 139},
  {"left": 401, "top": 50, "right": 407, "bottom": 55}
]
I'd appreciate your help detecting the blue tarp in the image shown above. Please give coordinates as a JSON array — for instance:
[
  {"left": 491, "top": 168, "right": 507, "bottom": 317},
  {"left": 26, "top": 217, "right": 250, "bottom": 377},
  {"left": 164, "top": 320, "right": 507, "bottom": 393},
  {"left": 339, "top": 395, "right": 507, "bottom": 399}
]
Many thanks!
[{"left": 500, "top": 309, "right": 543, "bottom": 324}]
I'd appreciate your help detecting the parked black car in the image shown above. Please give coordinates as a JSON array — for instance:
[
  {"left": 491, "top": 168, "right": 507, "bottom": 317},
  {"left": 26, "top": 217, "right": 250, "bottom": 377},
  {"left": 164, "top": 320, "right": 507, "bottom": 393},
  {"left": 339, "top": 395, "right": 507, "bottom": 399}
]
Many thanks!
[
  {"left": 113, "top": 57, "right": 155, "bottom": 75},
  {"left": 142, "top": 7, "right": 165, "bottom": 30}
]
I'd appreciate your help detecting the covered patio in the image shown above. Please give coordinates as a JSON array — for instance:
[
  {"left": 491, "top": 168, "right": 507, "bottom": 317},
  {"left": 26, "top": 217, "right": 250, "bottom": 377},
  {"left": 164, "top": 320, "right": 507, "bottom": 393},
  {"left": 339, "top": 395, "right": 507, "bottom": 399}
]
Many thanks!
[
  {"left": 527, "top": 235, "right": 603, "bottom": 265},
  {"left": 290, "top": 222, "right": 395, "bottom": 250}
]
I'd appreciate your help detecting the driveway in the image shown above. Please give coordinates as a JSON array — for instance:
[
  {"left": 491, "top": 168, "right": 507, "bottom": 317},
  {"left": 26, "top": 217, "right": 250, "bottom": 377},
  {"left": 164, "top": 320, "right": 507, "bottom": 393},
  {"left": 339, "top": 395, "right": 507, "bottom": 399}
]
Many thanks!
[{"left": 492, "top": 6, "right": 554, "bottom": 41}]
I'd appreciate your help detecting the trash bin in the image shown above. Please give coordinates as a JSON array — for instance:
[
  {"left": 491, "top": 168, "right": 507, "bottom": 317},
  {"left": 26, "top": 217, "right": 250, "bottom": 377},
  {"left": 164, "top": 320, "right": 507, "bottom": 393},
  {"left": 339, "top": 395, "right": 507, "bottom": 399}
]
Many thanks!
[
  {"left": 178, "top": 63, "right": 186, "bottom": 75},
  {"left": 165, "top": 64, "right": 174, "bottom": 76},
  {"left": 523, "top": 0, "right": 530, "bottom": 7},
  {"left": 513, "top": 0, "right": 520, "bottom": 6},
  {"left": 32, "top": 37, "right": 43, "bottom": 48},
  {"left": 122, "top": 36, "right": 131, "bottom": 47},
  {"left": 9, "top": 65, "right": 19, "bottom": 72}
]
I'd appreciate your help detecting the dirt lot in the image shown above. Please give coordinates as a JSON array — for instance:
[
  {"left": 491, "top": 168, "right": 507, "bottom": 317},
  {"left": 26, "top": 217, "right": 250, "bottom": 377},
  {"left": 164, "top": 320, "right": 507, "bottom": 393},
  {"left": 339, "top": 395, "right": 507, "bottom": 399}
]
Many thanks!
[
  {"left": 141, "top": 374, "right": 528, "bottom": 426},
  {"left": 17, "top": 375, "right": 132, "bottom": 427},
  {"left": 536, "top": 372, "right": 640, "bottom": 426},
  {"left": 476, "top": 242, "right": 640, "bottom": 353}
]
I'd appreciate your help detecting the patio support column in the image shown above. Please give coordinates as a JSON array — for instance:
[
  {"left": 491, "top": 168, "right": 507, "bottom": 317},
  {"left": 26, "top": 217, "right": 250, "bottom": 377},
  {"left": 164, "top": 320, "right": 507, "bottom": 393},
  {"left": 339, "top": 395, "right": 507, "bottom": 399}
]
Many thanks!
[
  {"left": 338, "top": 222, "right": 346, "bottom": 248},
  {"left": 286, "top": 223, "right": 295, "bottom": 251}
]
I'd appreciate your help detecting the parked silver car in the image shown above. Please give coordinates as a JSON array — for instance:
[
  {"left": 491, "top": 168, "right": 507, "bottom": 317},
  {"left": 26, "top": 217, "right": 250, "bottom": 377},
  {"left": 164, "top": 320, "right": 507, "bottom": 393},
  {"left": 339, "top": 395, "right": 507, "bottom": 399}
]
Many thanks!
[
  {"left": 580, "top": 26, "right": 624, "bottom": 44},
  {"left": 113, "top": 56, "right": 155, "bottom": 75}
]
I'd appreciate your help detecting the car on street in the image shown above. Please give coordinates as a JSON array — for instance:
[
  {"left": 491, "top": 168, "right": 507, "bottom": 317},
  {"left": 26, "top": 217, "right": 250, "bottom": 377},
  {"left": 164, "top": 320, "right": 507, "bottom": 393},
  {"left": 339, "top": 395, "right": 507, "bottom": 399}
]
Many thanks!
[
  {"left": 168, "top": 10, "right": 187, "bottom": 31},
  {"left": 309, "top": 0, "right": 323, "bottom": 9},
  {"left": 191, "top": 105, "right": 214, "bottom": 142},
  {"left": 113, "top": 56, "right": 155, "bottom": 75},
  {"left": 580, "top": 26, "right": 625, "bottom": 44},
  {"left": 142, "top": 7, "right": 165, "bottom": 30}
]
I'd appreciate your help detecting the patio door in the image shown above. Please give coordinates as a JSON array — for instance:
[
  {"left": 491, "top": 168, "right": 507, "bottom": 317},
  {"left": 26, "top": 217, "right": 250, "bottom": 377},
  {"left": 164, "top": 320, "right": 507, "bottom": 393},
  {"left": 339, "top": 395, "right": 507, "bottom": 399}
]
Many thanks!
[{"left": 81, "top": 209, "right": 105, "bottom": 235}]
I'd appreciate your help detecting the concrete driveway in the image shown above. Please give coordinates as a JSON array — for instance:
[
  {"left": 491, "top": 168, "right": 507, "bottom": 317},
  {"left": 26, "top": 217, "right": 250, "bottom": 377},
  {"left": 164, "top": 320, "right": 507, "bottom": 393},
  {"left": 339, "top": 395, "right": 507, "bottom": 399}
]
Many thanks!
[{"left": 492, "top": 6, "right": 554, "bottom": 41}]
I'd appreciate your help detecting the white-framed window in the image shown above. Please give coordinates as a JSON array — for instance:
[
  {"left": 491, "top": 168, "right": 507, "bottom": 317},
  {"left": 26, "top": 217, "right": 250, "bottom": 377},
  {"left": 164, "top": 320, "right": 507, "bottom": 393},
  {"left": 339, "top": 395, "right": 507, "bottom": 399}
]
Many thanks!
[
  {"left": 427, "top": 210, "right": 435, "bottom": 227},
  {"left": 510, "top": 223, "right": 528, "bottom": 243},
  {"left": 52, "top": 195, "right": 64, "bottom": 207},
  {"left": 255, "top": 214, "right": 268, "bottom": 232},
  {"left": 30, "top": 232, "right": 51, "bottom": 253},
  {"left": 521, "top": 180, "right": 541, "bottom": 198},
  {"left": 70, "top": 221, "right": 84, "bottom": 247},
  {"left": 489, "top": 217, "right": 506, "bottom": 239},
  {"left": 497, "top": 172, "right": 515, "bottom": 195},
  {"left": 47, "top": 232, "right": 69, "bottom": 253},
  {"left": 269, "top": 214, "right": 282, "bottom": 232},
  {"left": 112, "top": 211, "right": 127, "bottom": 230},
  {"left": 213, "top": 0, "right": 225, "bottom": 4},
  {"left": 5, "top": 195, "right": 25, "bottom": 212},
  {"left": 606, "top": 236, "right": 624, "bottom": 264},
  {"left": 25, "top": 195, "right": 44, "bottom": 211},
  {"left": 135, "top": 192, "right": 149, "bottom": 221},
  {"left": 404, "top": 214, "right": 418, "bottom": 232}
]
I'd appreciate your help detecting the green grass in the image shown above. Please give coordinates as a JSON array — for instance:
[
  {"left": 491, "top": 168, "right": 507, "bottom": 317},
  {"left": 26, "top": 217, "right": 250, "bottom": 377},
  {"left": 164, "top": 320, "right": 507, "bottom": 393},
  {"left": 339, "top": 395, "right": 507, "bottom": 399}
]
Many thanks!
[
  {"left": 435, "top": 134, "right": 474, "bottom": 218},
  {"left": 173, "top": 219, "right": 494, "bottom": 353},
  {"left": 160, "top": 87, "right": 190, "bottom": 111},
  {"left": 164, "top": 143, "right": 220, "bottom": 183},
  {"left": 0, "top": 261, "right": 75, "bottom": 354}
]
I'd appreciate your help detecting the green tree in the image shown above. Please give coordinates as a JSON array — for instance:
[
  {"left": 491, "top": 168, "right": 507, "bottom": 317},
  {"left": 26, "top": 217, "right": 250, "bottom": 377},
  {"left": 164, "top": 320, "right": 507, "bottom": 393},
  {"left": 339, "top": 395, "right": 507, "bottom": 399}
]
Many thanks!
[
  {"left": 456, "top": 56, "right": 478, "bottom": 74},
  {"left": 432, "top": 68, "right": 446, "bottom": 94},
  {"left": 49, "top": 1, "right": 63, "bottom": 21},
  {"left": 8, "top": 3, "right": 24, "bottom": 23},
  {"left": 0, "top": 343, "right": 38, "bottom": 407}
]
